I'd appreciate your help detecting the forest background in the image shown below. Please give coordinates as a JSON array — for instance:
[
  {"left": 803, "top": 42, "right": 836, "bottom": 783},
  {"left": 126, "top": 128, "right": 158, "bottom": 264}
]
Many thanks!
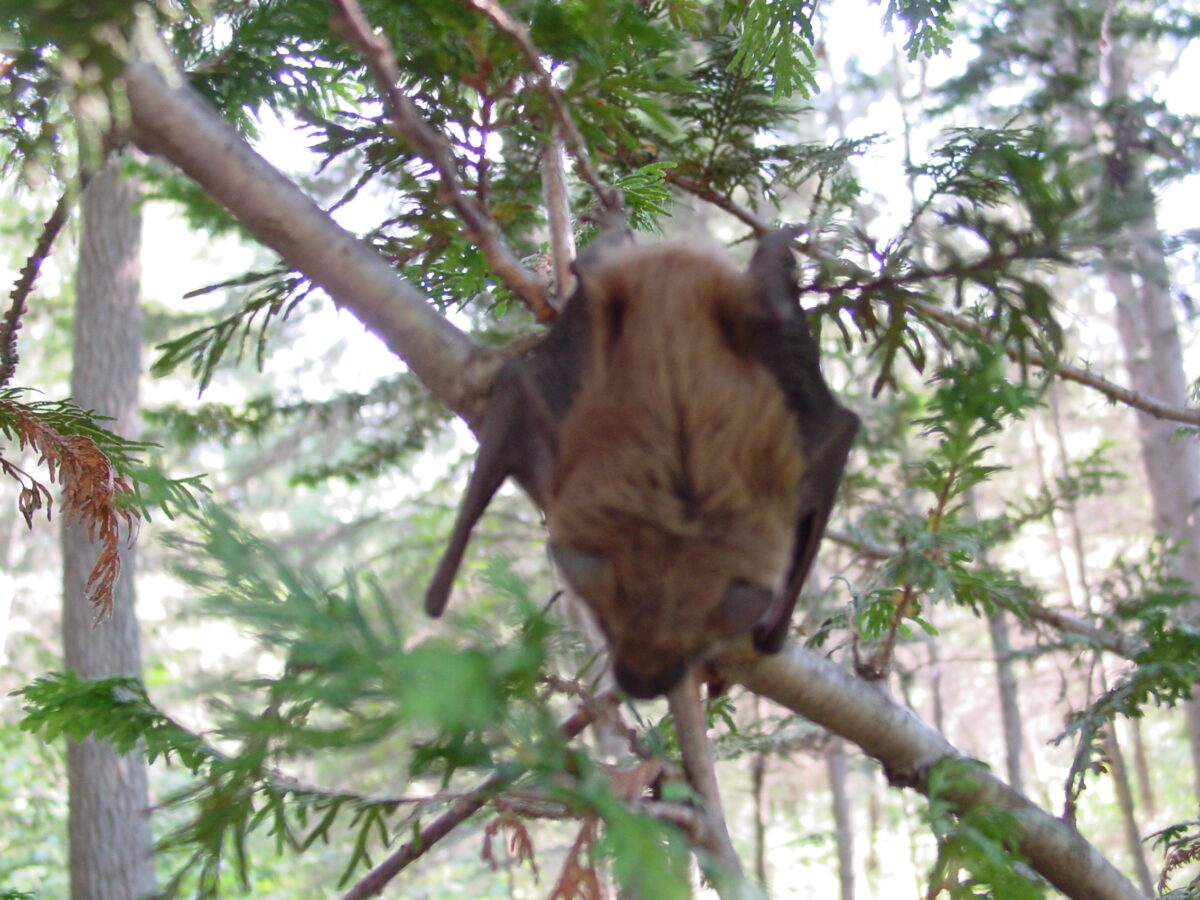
[{"left": 2, "top": 0, "right": 1200, "bottom": 898}]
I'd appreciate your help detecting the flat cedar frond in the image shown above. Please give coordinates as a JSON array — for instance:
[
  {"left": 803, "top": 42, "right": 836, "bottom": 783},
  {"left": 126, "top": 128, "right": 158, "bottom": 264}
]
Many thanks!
[
  {"left": 548, "top": 818, "right": 601, "bottom": 900},
  {"left": 2, "top": 398, "right": 139, "bottom": 618}
]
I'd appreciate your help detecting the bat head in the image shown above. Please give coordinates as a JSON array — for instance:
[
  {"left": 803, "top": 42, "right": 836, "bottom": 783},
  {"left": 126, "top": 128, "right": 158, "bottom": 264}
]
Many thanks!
[
  {"left": 546, "top": 240, "right": 806, "bottom": 698},
  {"left": 550, "top": 536, "right": 787, "bottom": 697}
]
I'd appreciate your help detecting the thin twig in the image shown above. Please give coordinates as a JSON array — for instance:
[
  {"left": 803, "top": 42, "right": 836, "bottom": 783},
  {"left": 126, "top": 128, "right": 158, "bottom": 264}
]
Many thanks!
[
  {"left": 2, "top": 184, "right": 80, "bottom": 387},
  {"left": 340, "top": 693, "right": 618, "bottom": 900},
  {"left": 464, "top": 0, "right": 620, "bottom": 213},
  {"left": 1024, "top": 603, "right": 1143, "bottom": 659},
  {"left": 667, "top": 173, "right": 1200, "bottom": 427},
  {"left": 540, "top": 134, "right": 576, "bottom": 304},
  {"left": 328, "top": 0, "right": 553, "bottom": 321}
]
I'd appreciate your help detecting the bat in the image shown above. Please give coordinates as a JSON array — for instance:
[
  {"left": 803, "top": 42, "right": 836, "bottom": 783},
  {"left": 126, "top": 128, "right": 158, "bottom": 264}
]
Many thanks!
[{"left": 425, "top": 225, "right": 858, "bottom": 700}]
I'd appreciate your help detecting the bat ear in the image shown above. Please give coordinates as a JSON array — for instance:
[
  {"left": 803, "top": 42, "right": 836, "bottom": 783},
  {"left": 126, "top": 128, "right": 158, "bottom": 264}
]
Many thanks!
[
  {"left": 572, "top": 213, "right": 635, "bottom": 276},
  {"left": 747, "top": 225, "right": 805, "bottom": 320},
  {"left": 718, "top": 580, "right": 776, "bottom": 635},
  {"left": 549, "top": 541, "right": 613, "bottom": 600}
]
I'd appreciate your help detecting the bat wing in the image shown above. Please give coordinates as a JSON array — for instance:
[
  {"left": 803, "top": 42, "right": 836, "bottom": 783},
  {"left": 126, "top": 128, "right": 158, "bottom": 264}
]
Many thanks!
[
  {"left": 424, "top": 224, "right": 626, "bottom": 617},
  {"left": 424, "top": 368, "right": 546, "bottom": 617},
  {"left": 745, "top": 229, "right": 859, "bottom": 653}
]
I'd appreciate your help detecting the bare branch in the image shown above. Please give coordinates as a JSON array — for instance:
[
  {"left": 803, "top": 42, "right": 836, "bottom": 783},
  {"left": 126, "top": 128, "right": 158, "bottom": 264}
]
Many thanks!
[
  {"left": 908, "top": 295, "right": 1200, "bottom": 427},
  {"left": 825, "top": 529, "right": 1144, "bottom": 659},
  {"left": 667, "top": 174, "right": 1200, "bottom": 428},
  {"left": 1024, "top": 603, "right": 1143, "bottom": 658},
  {"left": 2, "top": 185, "right": 79, "bottom": 387},
  {"left": 541, "top": 135, "right": 576, "bottom": 303},
  {"left": 327, "top": 0, "right": 553, "bottom": 321},
  {"left": 340, "top": 693, "right": 618, "bottom": 900},
  {"left": 728, "top": 642, "right": 1147, "bottom": 900},
  {"left": 121, "top": 55, "right": 494, "bottom": 429},
  {"left": 464, "top": 0, "right": 620, "bottom": 213},
  {"left": 666, "top": 670, "right": 746, "bottom": 896}
]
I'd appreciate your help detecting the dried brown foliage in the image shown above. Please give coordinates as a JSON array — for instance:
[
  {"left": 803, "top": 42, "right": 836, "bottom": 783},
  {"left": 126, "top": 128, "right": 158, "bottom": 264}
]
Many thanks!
[
  {"left": 2, "top": 398, "right": 139, "bottom": 619},
  {"left": 482, "top": 810, "right": 540, "bottom": 880},
  {"left": 1158, "top": 837, "right": 1200, "bottom": 893},
  {"left": 548, "top": 818, "right": 602, "bottom": 900}
]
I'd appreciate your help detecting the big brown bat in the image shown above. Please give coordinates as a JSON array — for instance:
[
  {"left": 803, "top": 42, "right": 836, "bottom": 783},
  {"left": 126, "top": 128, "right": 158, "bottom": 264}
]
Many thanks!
[{"left": 425, "top": 226, "right": 858, "bottom": 699}]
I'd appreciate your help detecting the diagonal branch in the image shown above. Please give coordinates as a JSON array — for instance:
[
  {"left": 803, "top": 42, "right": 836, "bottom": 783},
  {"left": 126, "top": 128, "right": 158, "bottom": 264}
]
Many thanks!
[
  {"left": 1024, "top": 602, "right": 1143, "bottom": 658},
  {"left": 667, "top": 173, "right": 1200, "bottom": 428},
  {"left": 727, "top": 641, "right": 1147, "bottom": 900},
  {"left": 122, "top": 54, "right": 495, "bottom": 430},
  {"left": 340, "top": 693, "right": 618, "bottom": 900},
  {"left": 328, "top": 0, "right": 553, "bottom": 321},
  {"left": 464, "top": 0, "right": 619, "bottom": 214}
]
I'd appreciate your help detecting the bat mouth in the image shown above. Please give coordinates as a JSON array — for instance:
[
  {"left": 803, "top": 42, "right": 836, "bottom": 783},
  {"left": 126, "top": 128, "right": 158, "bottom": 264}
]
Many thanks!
[{"left": 613, "top": 658, "right": 686, "bottom": 699}]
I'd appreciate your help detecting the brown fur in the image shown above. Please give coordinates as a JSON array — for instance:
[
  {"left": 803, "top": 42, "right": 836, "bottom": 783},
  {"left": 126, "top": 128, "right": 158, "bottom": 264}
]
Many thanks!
[{"left": 547, "top": 241, "right": 806, "bottom": 695}]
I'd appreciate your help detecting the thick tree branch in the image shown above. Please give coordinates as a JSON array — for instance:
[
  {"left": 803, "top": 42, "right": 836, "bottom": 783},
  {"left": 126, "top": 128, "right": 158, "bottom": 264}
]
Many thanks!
[
  {"left": 328, "top": 0, "right": 553, "bottom": 321},
  {"left": 121, "top": 57, "right": 495, "bottom": 429},
  {"left": 726, "top": 642, "right": 1147, "bottom": 900},
  {"left": 341, "top": 693, "right": 618, "bottom": 900},
  {"left": 465, "top": 0, "right": 620, "bottom": 214},
  {"left": 668, "top": 175, "right": 1200, "bottom": 428}
]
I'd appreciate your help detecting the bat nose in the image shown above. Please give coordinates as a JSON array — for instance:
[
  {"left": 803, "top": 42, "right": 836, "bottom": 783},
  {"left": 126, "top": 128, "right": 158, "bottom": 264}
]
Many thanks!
[{"left": 613, "top": 658, "right": 686, "bottom": 699}]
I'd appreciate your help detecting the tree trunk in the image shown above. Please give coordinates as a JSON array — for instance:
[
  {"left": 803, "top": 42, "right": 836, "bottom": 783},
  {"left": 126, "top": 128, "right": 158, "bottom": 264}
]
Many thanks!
[
  {"left": 1101, "top": 721, "right": 1155, "bottom": 895},
  {"left": 62, "top": 157, "right": 154, "bottom": 900},
  {"left": 966, "top": 491, "right": 1027, "bottom": 795},
  {"left": 750, "top": 697, "right": 769, "bottom": 890},
  {"left": 1101, "top": 39, "right": 1200, "bottom": 804},
  {"left": 986, "top": 610, "right": 1025, "bottom": 796},
  {"left": 827, "top": 739, "right": 854, "bottom": 900},
  {"left": 1129, "top": 718, "right": 1156, "bottom": 816}
]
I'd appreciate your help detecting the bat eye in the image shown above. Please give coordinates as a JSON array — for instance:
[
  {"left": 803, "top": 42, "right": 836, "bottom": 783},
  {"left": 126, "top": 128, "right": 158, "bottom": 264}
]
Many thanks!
[
  {"left": 549, "top": 541, "right": 611, "bottom": 599},
  {"left": 719, "top": 581, "right": 775, "bottom": 635}
]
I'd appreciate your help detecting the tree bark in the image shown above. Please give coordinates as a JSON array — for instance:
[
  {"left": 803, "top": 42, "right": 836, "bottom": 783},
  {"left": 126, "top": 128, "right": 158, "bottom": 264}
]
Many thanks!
[
  {"left": 1129, "top": 719, "right": 1156, "bottom": 816},
  {"left": 750, "top": 749, "right": 768, "bottom": 889},
  {"left": 731, "top": 643, "right": 1147, "bottom": 900},
  {"left": 1101, "top": 723, "right": 1155, "bottom": 895},
  {"left": 827, "top": 739, "right": 854, "bottom": 900},
  {"left": 1101, "top": 39, "right": 1200, "bottom": 805},
  {"left": 62, "top": 158, "right": 154, "bottom": 899},
  {"left": 986, "top": 610, "right": 1025, "bottom": 796}
]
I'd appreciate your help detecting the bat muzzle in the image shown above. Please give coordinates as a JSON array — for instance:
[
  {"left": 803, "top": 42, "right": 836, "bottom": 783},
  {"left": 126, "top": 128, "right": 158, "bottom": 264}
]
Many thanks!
[{"left": 613, "top": 658, "right": 686, "bottom": 699}]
